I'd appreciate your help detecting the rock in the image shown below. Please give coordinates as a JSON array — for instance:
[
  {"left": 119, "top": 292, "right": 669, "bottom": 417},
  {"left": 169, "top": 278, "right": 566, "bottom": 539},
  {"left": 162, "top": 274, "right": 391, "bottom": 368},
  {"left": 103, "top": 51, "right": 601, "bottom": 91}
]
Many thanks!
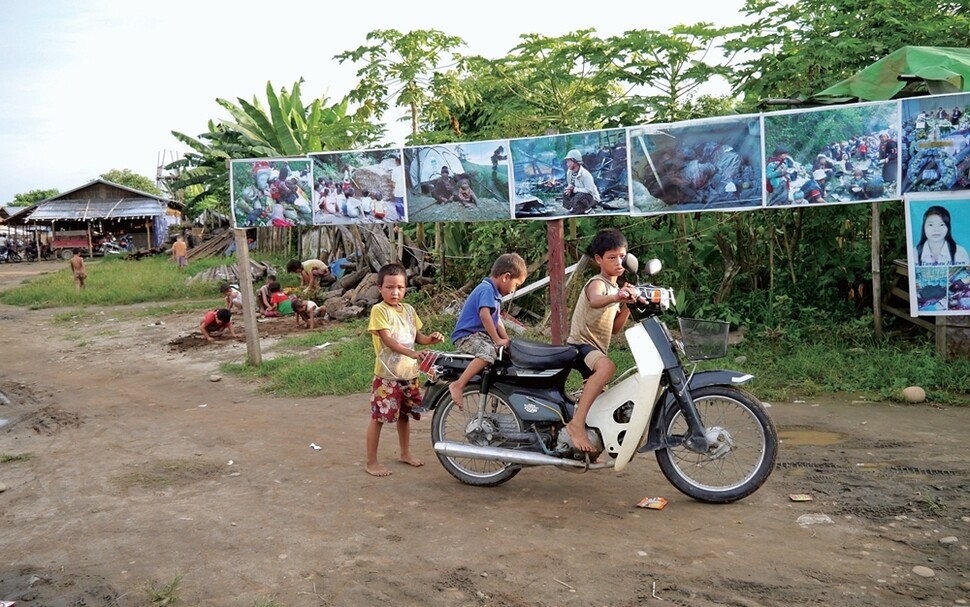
[
  {"left": 960, "top": 581, "right": 970, "bottom": 591},
  {"left": 939, "top": 536, "right": 958, "bottom": 545},
  {"left": 734, "top": 355, "right": 747, "bottom": 364},
  {"left": 209, "top": 375, "right": 222, "bottom": 382},
  {"left": 901, "top": 386, "right": 926, "bottom": 403},
  {"left": 911, "top": 565, "right": 935, "bottom": 578},
  {"left": 0, "top": 391, "right": 10, "bottom": 406},
  {"left": 797, "top": 513, "right": 834, "bottom": 526},
  {"left": 0, "top": 482, "right": 7, "bottom": 493}
]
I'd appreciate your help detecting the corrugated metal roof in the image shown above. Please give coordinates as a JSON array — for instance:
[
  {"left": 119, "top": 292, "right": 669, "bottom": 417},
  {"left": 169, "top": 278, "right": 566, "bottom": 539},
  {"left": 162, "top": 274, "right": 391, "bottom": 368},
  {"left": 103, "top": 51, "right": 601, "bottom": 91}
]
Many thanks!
[{"left": 30, "top": 198, "right": 166, "bottom": 221}]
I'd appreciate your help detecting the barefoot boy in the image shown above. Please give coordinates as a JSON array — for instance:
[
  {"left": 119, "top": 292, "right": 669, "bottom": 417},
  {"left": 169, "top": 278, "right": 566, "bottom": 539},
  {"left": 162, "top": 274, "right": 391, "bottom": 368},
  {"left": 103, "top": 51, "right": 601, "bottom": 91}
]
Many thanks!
[
  {"left": 448, "top": 253, "right": 527, "bottom": 408},
  {"left": 366, "top": 263, "right": 444, "bottom": 477},
  {"left": 565, "top": 229, "right": 641, "bottom": 452},
  {"left": 69, "top": 248, "right": 87, "bottom": 293}
]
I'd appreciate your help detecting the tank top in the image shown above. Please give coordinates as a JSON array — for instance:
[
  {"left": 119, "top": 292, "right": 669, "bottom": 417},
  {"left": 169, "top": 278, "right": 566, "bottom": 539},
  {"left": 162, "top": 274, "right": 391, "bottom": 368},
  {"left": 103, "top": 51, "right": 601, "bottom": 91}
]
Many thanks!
[{"left": 567, "top": 276, "right": 620, "bottom": 354}]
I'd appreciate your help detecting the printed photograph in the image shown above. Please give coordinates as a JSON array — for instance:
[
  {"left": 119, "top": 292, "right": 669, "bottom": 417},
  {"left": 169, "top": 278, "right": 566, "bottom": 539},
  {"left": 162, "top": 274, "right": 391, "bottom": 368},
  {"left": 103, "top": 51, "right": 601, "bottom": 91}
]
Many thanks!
[
  {"left": 763, "top": 102, "right": 899, "bottom": 206},
  {"left": 403, "top": 141, "right": 513, "bottom": 223},
  {"left": 509, "top": 129, "right": 629, "bottom": 219},
  {"left": 629, "top": 115, "right": 763, "bottom": 214},
  {"left": 905, "top": 195, "right": 970, "bottom": 315},
  {"left": 900, "top": 92, "right": 970, "bottom": 193},
  {"left": 309, "top": 148, "right": 405, "bottom": 225},
  {"left": 230, "top": 159, "right": 313, "bottom": 228}
]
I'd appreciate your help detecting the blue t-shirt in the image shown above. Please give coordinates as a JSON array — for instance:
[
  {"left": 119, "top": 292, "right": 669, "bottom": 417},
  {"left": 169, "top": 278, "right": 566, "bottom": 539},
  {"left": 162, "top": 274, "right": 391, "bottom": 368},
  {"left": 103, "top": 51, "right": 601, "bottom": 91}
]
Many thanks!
[{"left": 451, "top": 278, "right": 501, "bottom": 342}]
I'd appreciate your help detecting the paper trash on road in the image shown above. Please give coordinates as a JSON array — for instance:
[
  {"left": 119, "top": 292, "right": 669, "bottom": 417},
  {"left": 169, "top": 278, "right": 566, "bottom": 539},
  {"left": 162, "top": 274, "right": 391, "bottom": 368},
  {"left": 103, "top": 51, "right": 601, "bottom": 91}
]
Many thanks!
[
  {"left": 309, "top": 443, "right": 322, "bottom": 450},
  {"left": 636, "top": 496, "right": 668, "bottom": 510}
]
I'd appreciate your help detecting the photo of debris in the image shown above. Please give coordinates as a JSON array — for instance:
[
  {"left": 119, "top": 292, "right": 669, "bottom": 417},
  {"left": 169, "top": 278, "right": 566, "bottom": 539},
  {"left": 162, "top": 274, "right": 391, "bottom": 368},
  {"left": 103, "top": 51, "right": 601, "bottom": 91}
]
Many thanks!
[
  {"left": 629, "top": 115, "right": 763, "bottom": 214},
  {"left": 509, "top": 129, "right": 630, "bottom": 219},
  {"left": 309, "top": 149, "right": 405, "bottom": 225}
]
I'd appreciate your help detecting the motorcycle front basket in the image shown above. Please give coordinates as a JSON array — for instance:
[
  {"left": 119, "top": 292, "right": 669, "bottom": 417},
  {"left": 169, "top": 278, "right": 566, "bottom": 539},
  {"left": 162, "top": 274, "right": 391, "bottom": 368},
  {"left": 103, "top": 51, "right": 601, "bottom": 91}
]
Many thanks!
[{"left": 677, "top": 317, "right": 730, "bottom": 361}]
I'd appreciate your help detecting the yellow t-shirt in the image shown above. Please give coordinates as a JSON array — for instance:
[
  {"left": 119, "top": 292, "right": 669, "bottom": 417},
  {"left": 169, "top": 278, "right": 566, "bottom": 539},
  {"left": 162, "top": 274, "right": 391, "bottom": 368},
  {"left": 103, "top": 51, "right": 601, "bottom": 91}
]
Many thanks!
[
  {"left": 368, "top": 301, "right": 423, "bottom": 380},
  {"left": 566, "top": 276, "right": 620, "bottom": 354}
]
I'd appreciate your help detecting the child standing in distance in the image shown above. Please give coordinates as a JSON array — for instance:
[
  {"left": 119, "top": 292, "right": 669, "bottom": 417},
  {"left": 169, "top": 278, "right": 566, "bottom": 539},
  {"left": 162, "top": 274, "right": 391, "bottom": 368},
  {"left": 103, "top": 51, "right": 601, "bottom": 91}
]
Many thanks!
[
  {"left": 565, "top": 229, "right": 642, "bottom": 452},
  {"left": 172, "top": 235, "right": 188, "bottom": 270},
  {"left": 366, "top": 263, "right": 444, "bottom": 477},
  {"left": 70, "top": 248, "right": 87, "bottom": 293},
  {"left": 448, "top": 253, "right": 527, "bottom": 408},
  {"left": 220, "top": 282, "right": 244, "bottom": 314},
  {"left": 199, "top": 308, "right": 239, "bottom": 342}
]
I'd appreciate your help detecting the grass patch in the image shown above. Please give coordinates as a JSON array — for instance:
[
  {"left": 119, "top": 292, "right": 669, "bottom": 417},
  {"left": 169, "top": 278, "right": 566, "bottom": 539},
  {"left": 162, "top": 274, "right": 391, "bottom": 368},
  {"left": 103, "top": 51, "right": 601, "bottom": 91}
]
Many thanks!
[
  {"left": 0, "top": 453, "right": 33, "bottom": 463},
  {"left": 0, "top": 255, "right": 276, "bottom": 309},
  {"left": 144, "top": 573, "right": 183, "bottom": 607},
  {"left": 252, "top": 599, "right": 285, "bottom": 607}
]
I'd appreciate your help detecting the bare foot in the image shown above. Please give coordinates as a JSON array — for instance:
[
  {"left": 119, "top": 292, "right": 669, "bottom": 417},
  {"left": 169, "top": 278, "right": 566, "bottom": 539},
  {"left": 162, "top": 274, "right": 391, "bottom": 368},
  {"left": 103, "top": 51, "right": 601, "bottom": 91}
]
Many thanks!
[
  {"left": 399, "top": 455, "right": 424, "bottom": 467},
  {"left": 365, "top": 462, "right": 392, "bottom": 477},
  {"left": 566, "top": 422, "right": 594, "bottom": 452},
  {"left": 448, "top": 384, "right": 464, "bottom": 410}
]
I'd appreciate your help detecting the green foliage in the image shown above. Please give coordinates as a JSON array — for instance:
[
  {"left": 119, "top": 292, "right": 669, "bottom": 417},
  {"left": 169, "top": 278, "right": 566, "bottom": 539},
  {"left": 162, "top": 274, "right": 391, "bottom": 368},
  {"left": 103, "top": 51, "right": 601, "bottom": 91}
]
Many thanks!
[
  {"left": 100, "top": 169, "right": 163, "bottom": 196},
  {"left": 0, "top": 453, "right": 33, "bottom": 463},
  {"left": 335, "top": 29, "right": 469, "bottom": 140},
  {"left": 726, "top": 0, "right": 970, "bottom": 104},
  {"left": 168, "top": 80, "right": 380, "bottom": 218},
  {"left": 9, "top": 188, "right": 59, "bottom": 206},
  {"left": 144, "top": 573, "right": 183, "bottom": 606}
]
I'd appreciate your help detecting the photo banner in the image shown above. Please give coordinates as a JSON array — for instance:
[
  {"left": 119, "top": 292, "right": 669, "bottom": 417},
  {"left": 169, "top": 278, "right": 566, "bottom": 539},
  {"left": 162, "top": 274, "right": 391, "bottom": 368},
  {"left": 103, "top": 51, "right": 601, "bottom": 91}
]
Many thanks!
[
  {"left": 762, "top": 101, "right": 899, "bottom": 207},
  {"left": 904, "top": 193, "right": 970, "bottom": 316},
  {"left": 403, "top": 140, "right": 513, "bottom": 223},
  {"left": 230, "top": 158, "right": 313, "bottom": 228},
  {"left": 628, "top": 115, "right": 763, "bottom": 215},
  {"left": 901, "top": 92, "right": 970, "bottom": 194},
  {"left": 309, "top": 148, "right": 405, "bottom": 224},
  {"left": 508, "top": 129, "right": 629, "bottom": 219}
]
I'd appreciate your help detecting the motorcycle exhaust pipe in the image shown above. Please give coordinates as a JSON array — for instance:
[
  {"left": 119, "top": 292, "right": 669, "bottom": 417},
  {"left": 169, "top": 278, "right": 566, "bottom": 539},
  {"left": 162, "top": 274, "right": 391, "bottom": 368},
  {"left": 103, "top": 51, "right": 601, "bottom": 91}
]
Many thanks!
[{"left": 434, "top": 441, "right": 596, "bottom": 469}]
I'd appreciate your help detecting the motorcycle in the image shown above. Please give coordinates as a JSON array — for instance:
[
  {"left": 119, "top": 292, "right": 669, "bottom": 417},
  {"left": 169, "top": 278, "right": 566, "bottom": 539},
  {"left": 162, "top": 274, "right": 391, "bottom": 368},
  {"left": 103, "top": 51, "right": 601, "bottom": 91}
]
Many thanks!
[
  {"left": 23, "top": 241, "right": 52, "bottom": 262},
  {"left": 0, "top": 244, "right": 23, "bottom": 263},
  {"left": 422, "top": 255, "right": 777, "bottom": 503}
]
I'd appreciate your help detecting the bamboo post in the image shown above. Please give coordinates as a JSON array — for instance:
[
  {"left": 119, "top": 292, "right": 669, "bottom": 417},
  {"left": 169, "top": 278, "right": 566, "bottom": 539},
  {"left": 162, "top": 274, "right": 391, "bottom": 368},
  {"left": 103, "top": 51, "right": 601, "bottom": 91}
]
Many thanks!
[
  {"left": 233, "top": 228, "right": 262, "bottom": 366},
  {"left": 871, "top": 202, "right": 883, "bottom": 339}
]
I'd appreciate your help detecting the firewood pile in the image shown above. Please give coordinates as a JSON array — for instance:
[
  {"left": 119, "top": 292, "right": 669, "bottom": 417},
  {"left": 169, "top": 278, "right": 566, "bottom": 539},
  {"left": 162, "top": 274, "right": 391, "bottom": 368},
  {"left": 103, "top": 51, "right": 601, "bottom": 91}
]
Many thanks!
[
  {"left": 303, "top": 225, "right": 436, "bottom": 320},
  {"left": 187, "top": 231, "right": 233, "bottom": 260},
  {"left": 186, "top": 260, "right": 276, "bottom": 285}
]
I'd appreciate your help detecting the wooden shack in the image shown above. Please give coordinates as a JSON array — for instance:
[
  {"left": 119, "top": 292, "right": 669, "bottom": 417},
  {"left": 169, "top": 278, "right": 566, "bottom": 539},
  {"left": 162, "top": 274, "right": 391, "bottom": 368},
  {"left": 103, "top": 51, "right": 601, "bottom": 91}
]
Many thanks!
[{"left": 25, "top": 180, "right": 181, "bottom": 259}]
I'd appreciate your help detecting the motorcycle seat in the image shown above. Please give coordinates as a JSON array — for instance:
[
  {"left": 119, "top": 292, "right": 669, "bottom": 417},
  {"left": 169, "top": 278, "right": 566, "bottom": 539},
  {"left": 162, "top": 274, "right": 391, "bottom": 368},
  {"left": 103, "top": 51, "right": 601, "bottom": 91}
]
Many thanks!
[{"left": 509, "top": 339, "right": 578, "bottom": 370}]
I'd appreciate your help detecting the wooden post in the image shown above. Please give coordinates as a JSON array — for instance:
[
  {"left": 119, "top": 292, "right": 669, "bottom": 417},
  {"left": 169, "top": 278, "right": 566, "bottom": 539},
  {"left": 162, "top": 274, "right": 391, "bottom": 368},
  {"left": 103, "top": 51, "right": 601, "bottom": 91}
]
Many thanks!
[
  {"left": 86, "top": 224, "right": 94, "bottom": 259},
  {"left": 233, "top": 228, "right": 262, "bottom": 366},
  {"left": 436, "top": 223, "right": 445, "bottom": 285},
  {"left": 548, "top": 219, "right": 567, "bottom": 345},
  {"left": 871, "top": 202, "right": 883, "bottom": 339}
]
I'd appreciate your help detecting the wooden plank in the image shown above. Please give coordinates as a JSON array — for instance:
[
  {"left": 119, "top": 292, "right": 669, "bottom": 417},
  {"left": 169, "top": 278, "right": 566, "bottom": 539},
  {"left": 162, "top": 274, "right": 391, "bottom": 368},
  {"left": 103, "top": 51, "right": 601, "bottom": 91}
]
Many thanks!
[
  {"left": 234, "top": 228, "right": 262, "bottom": 366},
  {"left": 880, "top": 302, "right": 937, "bottom": 332}
]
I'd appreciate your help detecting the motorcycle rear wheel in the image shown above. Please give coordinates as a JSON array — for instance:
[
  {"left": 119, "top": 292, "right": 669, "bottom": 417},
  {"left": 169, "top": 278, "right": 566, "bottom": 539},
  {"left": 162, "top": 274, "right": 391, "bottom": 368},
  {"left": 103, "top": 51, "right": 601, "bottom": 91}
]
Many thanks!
[
  {"left": 431, "top": 386, "right": 523, "bottom": 487},
  {"left": 655, "top": 386, "right": 777, "bottom": 503}
]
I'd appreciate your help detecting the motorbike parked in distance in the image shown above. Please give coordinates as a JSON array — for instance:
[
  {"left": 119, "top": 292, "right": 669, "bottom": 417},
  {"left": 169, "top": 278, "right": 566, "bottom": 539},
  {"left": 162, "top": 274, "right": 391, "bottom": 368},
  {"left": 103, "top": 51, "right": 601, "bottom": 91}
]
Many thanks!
[
  {"left": 0, "top": 243, "right": 23, "bottom": 263},
  {"left": 422, "top": 254, "right": 777, "bottom": 503}
]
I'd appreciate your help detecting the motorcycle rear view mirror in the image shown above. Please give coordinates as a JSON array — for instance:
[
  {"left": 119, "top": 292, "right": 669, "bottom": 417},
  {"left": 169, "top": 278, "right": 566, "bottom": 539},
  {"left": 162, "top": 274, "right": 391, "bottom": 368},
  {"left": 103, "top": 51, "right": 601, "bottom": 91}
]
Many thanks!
[
  {"left": 645, "top": 258, "right": 662, "bottom": 276},
  {"left": 623, "top": 253, "right": 639, "bottom": 275}
]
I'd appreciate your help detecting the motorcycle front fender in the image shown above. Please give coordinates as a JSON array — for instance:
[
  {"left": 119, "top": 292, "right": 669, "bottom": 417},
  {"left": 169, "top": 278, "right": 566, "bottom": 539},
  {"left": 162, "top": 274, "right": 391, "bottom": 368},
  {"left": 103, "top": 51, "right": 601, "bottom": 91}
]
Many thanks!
[{"left": 637, "top": 369, "right": 754, "bottom": 454}]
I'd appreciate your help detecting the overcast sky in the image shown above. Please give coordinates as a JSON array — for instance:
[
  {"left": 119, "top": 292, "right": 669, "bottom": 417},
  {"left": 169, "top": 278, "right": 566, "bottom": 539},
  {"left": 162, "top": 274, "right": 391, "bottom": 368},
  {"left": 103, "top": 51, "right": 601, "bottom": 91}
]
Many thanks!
[{"left": 0, "top": 0, "right": 746, "bottom": 203}]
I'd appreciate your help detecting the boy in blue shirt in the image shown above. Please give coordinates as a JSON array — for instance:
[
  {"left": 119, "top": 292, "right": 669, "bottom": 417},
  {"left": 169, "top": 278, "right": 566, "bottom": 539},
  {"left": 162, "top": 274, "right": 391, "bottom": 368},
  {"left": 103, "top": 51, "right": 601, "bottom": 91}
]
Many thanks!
[{"left": 449, "top": 253, "right": 527, "bottom": 408}]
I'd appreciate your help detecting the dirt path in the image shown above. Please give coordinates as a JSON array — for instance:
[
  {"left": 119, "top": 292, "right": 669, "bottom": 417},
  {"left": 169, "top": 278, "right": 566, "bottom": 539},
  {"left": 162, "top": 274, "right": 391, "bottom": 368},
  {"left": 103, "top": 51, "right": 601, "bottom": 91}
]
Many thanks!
[{"left": 0, "top": 262, "right": 968, "bottom": 606}]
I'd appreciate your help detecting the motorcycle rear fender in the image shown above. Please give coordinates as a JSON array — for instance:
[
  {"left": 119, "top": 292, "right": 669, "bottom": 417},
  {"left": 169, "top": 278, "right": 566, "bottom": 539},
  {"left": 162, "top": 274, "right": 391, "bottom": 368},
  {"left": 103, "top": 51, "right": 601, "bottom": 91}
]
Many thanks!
[{"left": 637, "top": 369, "right": 754, "bottom": 453}]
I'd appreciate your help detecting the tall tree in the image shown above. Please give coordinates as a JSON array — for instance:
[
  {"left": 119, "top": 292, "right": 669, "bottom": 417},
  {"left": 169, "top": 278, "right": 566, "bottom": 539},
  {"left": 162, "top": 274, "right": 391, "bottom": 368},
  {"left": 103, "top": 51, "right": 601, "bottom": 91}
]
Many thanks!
[
  {"left": 100, "top": 169, "right": 162, "bottom": 196},
  {"left": 168, "top": 80, "right": 379, "bottom": 217},
  {"left": 335, "top": 29, "right": 469, "bottom": 141},
  {"left": 10, "top": 188, "right": 60, "bottom": 206},
  {"left": 725, "top": 0, "right": 970, "bottom": 104}
]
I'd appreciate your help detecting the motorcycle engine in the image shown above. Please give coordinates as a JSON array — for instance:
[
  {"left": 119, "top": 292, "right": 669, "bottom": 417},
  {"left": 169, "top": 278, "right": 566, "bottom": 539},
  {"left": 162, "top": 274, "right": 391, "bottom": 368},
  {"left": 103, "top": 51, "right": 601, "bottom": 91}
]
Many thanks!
[{"left": 555, "top": 427, "right": 604, "bottom": 460}]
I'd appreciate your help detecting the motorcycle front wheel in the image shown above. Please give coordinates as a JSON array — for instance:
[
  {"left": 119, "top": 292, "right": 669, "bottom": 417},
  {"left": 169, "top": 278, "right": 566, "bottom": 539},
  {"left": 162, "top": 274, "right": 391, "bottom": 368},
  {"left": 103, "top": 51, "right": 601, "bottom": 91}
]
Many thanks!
[
  {"left": 655, "top": 386, "right": 777, "bottom": 503},
  {"left": 431, "top": 386, "right": 523, "bottom": 487}
]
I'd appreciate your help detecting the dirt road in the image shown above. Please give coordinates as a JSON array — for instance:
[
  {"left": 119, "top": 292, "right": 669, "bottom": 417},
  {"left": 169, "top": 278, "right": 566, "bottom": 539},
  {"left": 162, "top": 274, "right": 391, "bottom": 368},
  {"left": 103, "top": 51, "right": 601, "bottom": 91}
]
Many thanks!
[{"left": 0, "top": 262, "right": 968, "bottom": 606}]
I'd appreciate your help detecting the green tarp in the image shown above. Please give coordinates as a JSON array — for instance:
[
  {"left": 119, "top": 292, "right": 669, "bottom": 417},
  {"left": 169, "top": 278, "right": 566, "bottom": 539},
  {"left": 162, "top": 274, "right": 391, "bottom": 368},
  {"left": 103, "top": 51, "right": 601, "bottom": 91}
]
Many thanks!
[{"left": 810, "top": 46, "right": 970, "bottom": 104}]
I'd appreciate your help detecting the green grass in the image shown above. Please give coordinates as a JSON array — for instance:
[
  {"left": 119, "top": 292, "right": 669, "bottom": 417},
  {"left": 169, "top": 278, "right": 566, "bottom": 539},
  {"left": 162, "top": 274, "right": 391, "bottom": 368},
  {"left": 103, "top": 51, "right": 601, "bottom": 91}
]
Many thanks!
[
  {"left": 144, "top": 573, "right": 183, "bottom": 606},
  {"left": 0, "top": 453, "right": 33, "bottom": 463},
  {"left": 0, "top": 255, "right": 280, "bottom": 309}
]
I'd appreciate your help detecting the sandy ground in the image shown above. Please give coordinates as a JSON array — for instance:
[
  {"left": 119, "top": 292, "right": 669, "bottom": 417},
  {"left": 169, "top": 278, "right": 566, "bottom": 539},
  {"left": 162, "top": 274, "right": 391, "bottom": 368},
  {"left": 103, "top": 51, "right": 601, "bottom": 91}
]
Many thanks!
[{"left": 1, "top": 261, "right": 969, "bottom": 607}]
